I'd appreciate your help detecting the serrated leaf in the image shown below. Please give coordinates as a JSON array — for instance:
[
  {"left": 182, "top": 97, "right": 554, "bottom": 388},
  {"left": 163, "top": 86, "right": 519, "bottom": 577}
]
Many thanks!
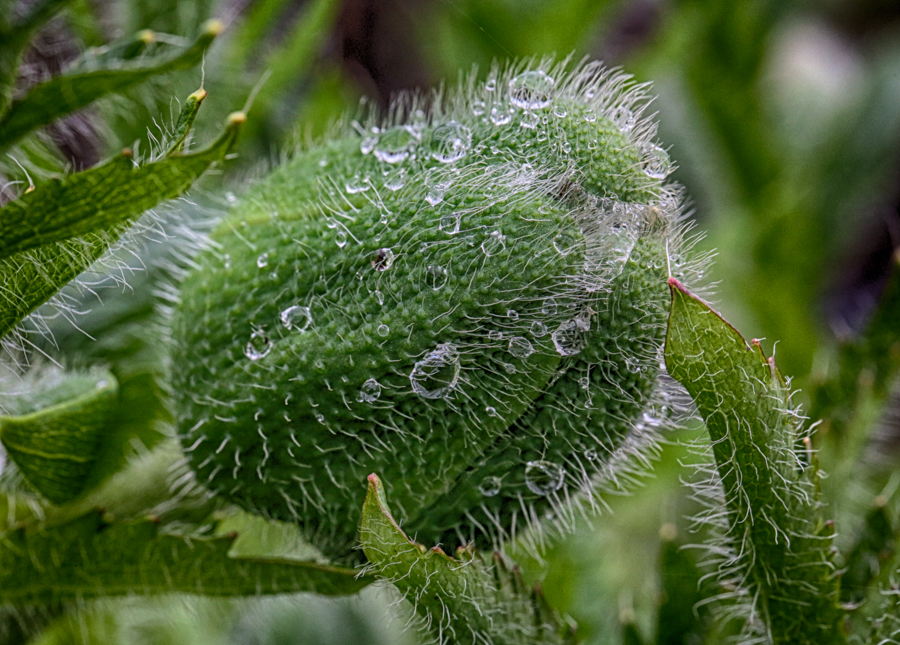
[
  {"left": 0, "top": 510, "right": 371, "bottom": 605},
  {"left": 0, "top": 111, "right": 243, "bottom": 339},
  {"left": 0, "top": 371, "right": 118, "bottom": 505},
  {"left": 360, "top": 473, "right": 574, "bottom": 645},
  {"left": 0, "top": 19, "right": 222, "bottom": 152},
  {"left": 664, "top": 278, "right": 845, "bottom": 645}
]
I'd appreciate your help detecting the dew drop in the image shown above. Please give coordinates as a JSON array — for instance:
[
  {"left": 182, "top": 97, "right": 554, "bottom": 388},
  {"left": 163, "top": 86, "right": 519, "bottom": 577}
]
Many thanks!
[
  {"left": 542, "top": 298, "right": 558, "bottom": 316},
  {"left": 508, "top": 70, "right": 555, "bottom": 109},
  {"left": 583, "top": 110, "right": 597, "bottom": 123},
  {"left": 578, "top": 376, "right": 590, "bottom": 390},
  {"left": 425, "top": 183, "right": 447, "bottom": 206},
  {"left": 371, "top": 248, "right": 395, "bottom": 271},
  {"left": 552, "top": 105, "right": 568, "bottom": 118},
  {"left": 244, "top": 329, "right": 272, "bottom": 360},
  {"left": 425, "top": 264, "right": 448, "bottom": 290},
  {"left": 552, "top": 320, "right": 586, "bottom": 357},
  {"left": 377, "top": 324, "right": 390, "bottom": 337},
  {"left": 360, "top": 136, "right": 378, "bottom": 155},
  {"left": 374, "top": 125, "right": 418, "bottom": 164},
  {"left": 480, "top": 230, "right": 506, "bottom": 256},
  {"left": 225, "top": 192, "right": 237, "bottom": 203},
  {"left": 336, "top": 229, "right": 348, "bottom": 248},
  {"left": 256, "top": 252, "right": 269, "bottom": 268},
  {"left": 507, "top": 337, "right": 534, "bottom": 358},
  {"left": 478, "top": 475, "right": 501, "bottom": 497},
  {"left": 506, "top": 309, "right": 519, "bottom": 321},
  {"left": 429, "top": 121, "right": 471, "bottom": 163},
  {"left": 374, "top": 289, "right": 385, "bottom": 305},
  {"left": 488, "top": 330, "right": 504, "bottom": 341},
  {"left": 345, "top": 174, "right": 370, "bottom": 194},
  {"left": 530, "top": 320, "right": 548, "bottom": 337},
  {"left": 584, "top": 449, "right": 598, "bottom": 462},
  {"left": 385, "top": 168, "right": 407, "bottom": 191},
  {"left": 490, "top": 106, "right": 512, "bottom": 126},
  {"left": 357, "top": 378, "right": 382, "bottom": 403},
  {"left": 472, "top": 100, "right": 486, "bottom": 116},
  {"left": 280, "top": 305, "right": 312, "bottom": 332},
  {"left": 485, "top": 78, "right": 497, "bottom": 92},
  {"left": 439, "top": 213, "right": 461, "bottom": 234},
  {"left": 610, "top": 106, "right": 636, "bottom": 133},
  {"left": 552, "top": 232, "right": 577, "bottom": 256},
  {"left": 642, "top": 144, "right": 669, "bottom": 180},
  {"left": 520, "top": 111, "right": 539, "bottom": 129},
  {"left": 410, "top": 344, "right": 461, "bottom": 399},
  {"left": 315, "top": 413, "right": 325, "bottom": 423},
  {"left": 525, "top": 460, "right": 565, "bottom": 496}
]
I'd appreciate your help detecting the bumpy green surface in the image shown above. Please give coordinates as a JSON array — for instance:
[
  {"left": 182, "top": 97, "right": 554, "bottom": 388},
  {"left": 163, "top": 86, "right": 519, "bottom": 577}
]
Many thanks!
[{"left": 172, "top": 61, "right": 683, "bottom": 560}]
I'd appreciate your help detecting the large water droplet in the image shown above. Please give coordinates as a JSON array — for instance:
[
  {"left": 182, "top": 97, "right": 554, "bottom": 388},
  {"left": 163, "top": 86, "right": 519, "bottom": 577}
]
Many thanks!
[
  {"left": 425, "top": 182, "right": 448, "bottom": 206},
  {"left": 525, "top": 460, "right": 565, "bottom": 496},
  {"left": 507, "top": 337, "right": 534, "bottom": 358},
  {"left": 244, "top": 329, "right": 272, "bottom": 360},
  {"left": 374, "top": 125, "right": 418, "bottom": 164},
  {"left": 429, "top": 121, "right": 471, "bottom": 163},
  {"left": 542, "top": 298, "right": 558, "bottom": 316},
  {"left": 478, "top": 475, "right": 501, "bottom": 497},
  {"left": 357, "top": 378, "right": 382, "bottom": 403},
  {"left": 480, "top": 230, "right": 506, "bottom": 256},
  {"left": 552, "top": 320, "right": 586, "bottom": 357},
  {"left": 410, "top": 344, "right": 461, "bottom": 399},
  {"left": 642, "top": 144, "right": 669, "bottom": 179},
  {"left": 256, "top": 252, "right": 269, "bottom": 268},
  {"left": 439, "top": 213, "right": 461, "bottom": 234},
  {"left": 508, "top": 70, "right": 555, "bottom": 109},
  {"left": 425, "top": 264, "right": 448, "bottom": 290},
  {"left": 371, "top": 248, "right": 395, "bottom": 271},
  {"left": 377, "top": 324, "right": 390, "bottom": 337},
  {"left": 280, "top": 305, "right": 312, "bottom": 332}
]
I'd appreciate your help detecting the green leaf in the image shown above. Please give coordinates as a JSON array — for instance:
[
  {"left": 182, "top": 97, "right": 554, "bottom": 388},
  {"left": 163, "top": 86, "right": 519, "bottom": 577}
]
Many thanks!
[
  {"left": 0, "top": 19, "right": 223, "bottom": 152},
  {"left": 0, "top": 0, "right": 75, "bottom": 116},
  {"left": 655, "top": 525, "right": 706, "bottom": 645},
  {"left": 0, "top": 510, "right": 371, "bottom": 605},
  {"left": 360, "top": 473, "right": 575, "bottom": 645},
  {"left": 166, "top": 87, "right": 207, "bottom": 154},
  {"left": 840, "top": 498, "right": 897, "bottom": 605},
  {"left": 0, "top": 110, "right": 243, "bottom": 339},
  {"left": 664, "top": 278, "right": 845, "bottom": 645},
  {"left": 0, "top": 371, "right": 118, "bottom": 505}
]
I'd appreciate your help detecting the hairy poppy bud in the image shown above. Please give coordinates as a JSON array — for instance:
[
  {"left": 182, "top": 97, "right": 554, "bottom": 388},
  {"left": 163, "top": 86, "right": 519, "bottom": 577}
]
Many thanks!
[{"left": 171, "top": 60, "right": 691, "bottom": 562}]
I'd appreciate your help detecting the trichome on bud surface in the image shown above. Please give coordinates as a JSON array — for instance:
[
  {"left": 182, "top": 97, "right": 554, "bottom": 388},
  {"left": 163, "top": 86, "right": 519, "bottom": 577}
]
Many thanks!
[{"left": 171, "top": 58, "right": 698, "bottom": 561}]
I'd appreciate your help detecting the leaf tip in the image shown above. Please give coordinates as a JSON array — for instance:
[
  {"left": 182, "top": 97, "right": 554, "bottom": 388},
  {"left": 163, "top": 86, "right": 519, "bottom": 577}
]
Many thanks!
[
  {"left": 227, "top": 111, "right": 247, "bottom": 126},
  {"left": 203, "top": 19, "right": 225, "bottom": 37}
]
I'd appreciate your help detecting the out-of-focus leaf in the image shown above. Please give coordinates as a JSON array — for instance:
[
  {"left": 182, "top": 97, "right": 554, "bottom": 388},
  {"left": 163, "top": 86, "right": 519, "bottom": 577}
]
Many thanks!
[
  {"left": 664, "top": 277, "right": 844, "bottom": 645},
  {"left": 0, "top": 510, "right": 371, "bottom": 605},
  {"left": 0, "top": 371, "right": 118, "bottom": 505},
  {"left": 654, "top": 526, "right": 705, "bottom": 645},
  {"left": 0, "top": 110, "right": 243, "bottom": 339},
  {"left": 0, "top": 19, "right": 222, "bottom": 152},
  {"left": 0, "top": 0, "right": 75, "bottom": 115},
  {"left": 360, "top": 473, "right": 575, "bottom": 645},
  {"left": 841, "top": 499, "right": 897, "bottom": 605}
]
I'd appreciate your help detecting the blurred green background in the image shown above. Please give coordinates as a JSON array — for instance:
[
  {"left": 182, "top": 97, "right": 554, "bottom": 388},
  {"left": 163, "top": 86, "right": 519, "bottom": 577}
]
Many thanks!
[{"left": 9, "top": 0, "right": 900, "bottom": 643}]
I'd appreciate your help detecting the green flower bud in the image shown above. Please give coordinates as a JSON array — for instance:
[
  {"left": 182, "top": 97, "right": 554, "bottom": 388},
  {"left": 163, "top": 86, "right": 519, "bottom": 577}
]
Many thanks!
[{"left": 171, "top": 60, "right": 692, "bottom": 562}]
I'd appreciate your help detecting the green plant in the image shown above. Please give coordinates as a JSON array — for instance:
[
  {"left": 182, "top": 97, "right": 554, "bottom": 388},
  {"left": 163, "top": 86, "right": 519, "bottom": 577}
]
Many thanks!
[{"left": 3, "top": 4, "right": 900, "bottom": 645}]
